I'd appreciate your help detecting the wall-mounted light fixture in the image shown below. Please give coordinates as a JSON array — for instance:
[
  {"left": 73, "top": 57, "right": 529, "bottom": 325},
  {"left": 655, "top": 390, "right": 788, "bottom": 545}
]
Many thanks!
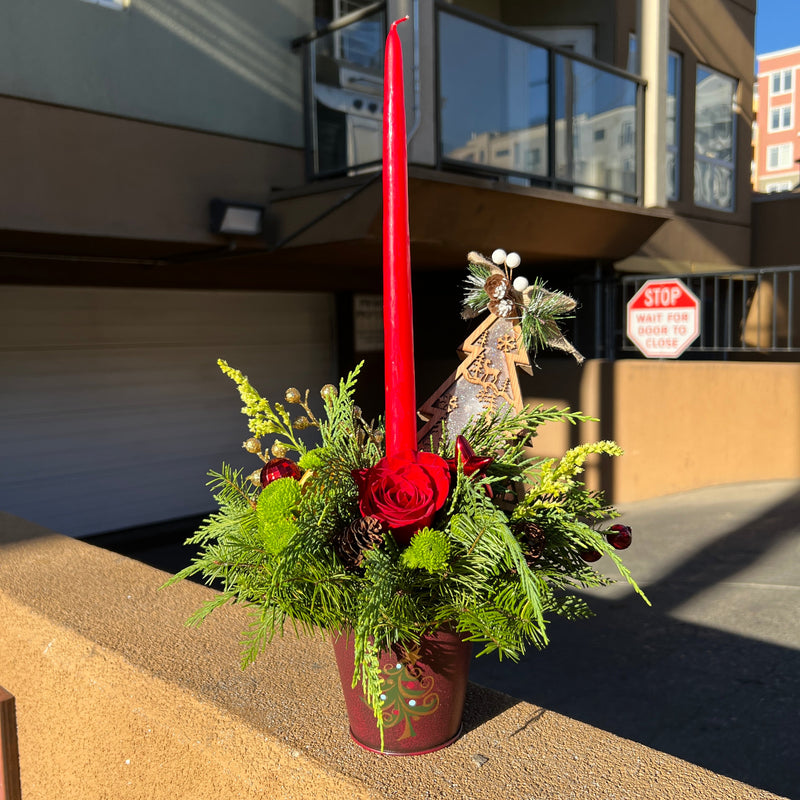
[
  {"left": 209, "top": 199, "right": 264, "bottom": 236},
  {"left": 79, "top": 0, "right": 131, "bottom": 9}
]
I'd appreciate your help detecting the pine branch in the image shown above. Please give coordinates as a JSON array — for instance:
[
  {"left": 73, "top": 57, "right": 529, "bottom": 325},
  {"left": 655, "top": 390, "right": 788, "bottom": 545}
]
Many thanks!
[{"left": 208, "top": 466, "right": 259, "bottom": 510}]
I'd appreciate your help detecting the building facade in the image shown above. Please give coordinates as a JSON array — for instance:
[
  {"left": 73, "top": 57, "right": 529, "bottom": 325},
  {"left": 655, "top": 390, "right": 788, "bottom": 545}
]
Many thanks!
[
  {"left": 753, "top": 45, "right": 800, "bottom": 194},
  {"left": 4, "top": 0, "right": 794, "bottom": 537}
]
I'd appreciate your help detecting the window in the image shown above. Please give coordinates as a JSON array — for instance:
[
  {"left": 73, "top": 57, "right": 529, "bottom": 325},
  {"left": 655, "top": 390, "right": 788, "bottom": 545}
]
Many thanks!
[
  {"left": 628, "top": 36, "right": 681, "bottom": 201},
  {"left": 666, "top": 51, "right": 681, "bottom": 201},
  {"left": 526, "top": 148, "right": 542, "bottom": 169},
  {"left": 764, "top": 180, "right": 794, "bottom": 193},
  {"left": 619, "top": 121, "right": 635, "bottom": 147},
  {"left": 769, "top": 105, "right": 792, "bottom": 131},
  {"left": 694, "top": 65, "right": 736, "bottom": 211},
  {"left": 771, "top": 69, "right": 792, "bottom": 94},
  {"left": 314, "top": 0, "right": 384, "bottom": 69},
  {"left": 626, "top": 32, "right": 638, "bottom": 72},
  {"left": 767, "top": 143, "right": 793, "bottom": 171},
  {"left": 593, "top": 128, "right": 605, "bottom": 141}
]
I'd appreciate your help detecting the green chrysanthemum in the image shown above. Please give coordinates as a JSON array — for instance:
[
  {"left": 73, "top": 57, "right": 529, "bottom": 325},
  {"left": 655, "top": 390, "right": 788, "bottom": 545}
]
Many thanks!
[
  {"left": 401, "top": 529, "right": 451, "bottom": 574},
  {"left": 256, "top": 477, "right": 301, "bottom": 555}
]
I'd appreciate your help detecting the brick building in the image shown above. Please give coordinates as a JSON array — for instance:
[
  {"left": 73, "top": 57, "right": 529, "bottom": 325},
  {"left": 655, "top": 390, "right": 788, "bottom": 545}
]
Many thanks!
[{"left": 753, "top": 45, "right": 800, "bottom": 193}]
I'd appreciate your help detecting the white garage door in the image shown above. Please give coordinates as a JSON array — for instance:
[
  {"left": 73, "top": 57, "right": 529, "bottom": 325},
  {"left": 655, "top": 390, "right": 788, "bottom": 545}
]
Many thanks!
[{"left": 0, "top": 285, "right": 337, "bottom": 537}]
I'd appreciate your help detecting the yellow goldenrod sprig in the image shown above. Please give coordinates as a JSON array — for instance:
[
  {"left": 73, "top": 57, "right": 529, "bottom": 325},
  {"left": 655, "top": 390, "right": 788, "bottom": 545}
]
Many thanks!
[
  {"left": 545, "top": 440, "right": 623, "bottom": 486},
  {"left": 514, "top": 440, "right": 623, "bottom": 516},
  {"left": 217, "top": 359, "right": 306, "bottom": 454}
]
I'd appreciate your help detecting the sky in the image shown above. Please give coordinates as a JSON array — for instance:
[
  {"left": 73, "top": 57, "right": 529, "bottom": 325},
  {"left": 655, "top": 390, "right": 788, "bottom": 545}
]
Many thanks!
[{"left": 755, "top": 0, "right": 799, "bottom": 58}]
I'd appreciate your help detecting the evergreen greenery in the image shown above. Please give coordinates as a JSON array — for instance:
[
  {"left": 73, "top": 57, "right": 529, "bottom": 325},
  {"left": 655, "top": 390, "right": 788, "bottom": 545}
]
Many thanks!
[{"left": 165, "top": 361, "right": 648, "bottom": 747}]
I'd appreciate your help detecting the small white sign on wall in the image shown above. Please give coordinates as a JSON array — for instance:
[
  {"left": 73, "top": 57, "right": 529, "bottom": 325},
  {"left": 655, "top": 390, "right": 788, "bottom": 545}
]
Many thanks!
[{"left": 353, "top": 294, "right": 384, "bottom": 353}]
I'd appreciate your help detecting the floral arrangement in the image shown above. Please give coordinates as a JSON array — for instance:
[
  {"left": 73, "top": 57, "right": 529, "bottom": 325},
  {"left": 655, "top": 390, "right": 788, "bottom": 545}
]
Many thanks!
[{"left": 166, "top": 255, "right": 648, "bottom": 745}]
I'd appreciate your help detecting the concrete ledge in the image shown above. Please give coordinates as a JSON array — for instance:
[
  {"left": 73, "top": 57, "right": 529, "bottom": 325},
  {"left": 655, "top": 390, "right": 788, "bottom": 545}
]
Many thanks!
[{"left": 0, "top": 513, "right": 787, "bottom": 799}]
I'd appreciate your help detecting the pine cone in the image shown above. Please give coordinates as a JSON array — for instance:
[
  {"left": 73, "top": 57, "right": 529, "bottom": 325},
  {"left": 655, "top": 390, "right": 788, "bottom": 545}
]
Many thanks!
[
  {"left": 514, "top": 521, "right": 547, "bottom": 565},
  {"left": 488, "top": 296, "right": 516, "bottom": 318},
  {"left": 484, "top": 273, "right": 511, "bottom": 300},
  {"left": 335, "top": 516, "right": 385, "bottom": 568}
]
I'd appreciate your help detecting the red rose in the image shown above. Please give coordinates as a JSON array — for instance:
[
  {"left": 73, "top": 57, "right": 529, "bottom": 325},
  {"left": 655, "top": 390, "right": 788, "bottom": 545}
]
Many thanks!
[{"left": 352, "top": 450, "right": 451, "bottom": 546}]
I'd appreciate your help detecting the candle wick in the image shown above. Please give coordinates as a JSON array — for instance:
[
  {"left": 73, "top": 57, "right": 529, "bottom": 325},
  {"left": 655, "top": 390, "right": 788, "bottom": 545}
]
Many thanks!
[{"left": 390, "top": 16, "right": 410, "bottom": 32}]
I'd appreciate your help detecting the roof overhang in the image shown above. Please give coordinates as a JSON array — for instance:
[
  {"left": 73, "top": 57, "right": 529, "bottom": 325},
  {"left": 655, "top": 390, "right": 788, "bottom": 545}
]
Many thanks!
[
  {"left": 0, "top": 167, "right": 671, "bottom": 290},
  {"left": 266, "top": 166, "right": 671, "bottom": 269}
]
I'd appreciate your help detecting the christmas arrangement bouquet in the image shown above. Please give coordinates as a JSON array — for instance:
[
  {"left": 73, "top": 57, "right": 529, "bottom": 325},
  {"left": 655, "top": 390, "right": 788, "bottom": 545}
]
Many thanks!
[
  {"left": 167, "top": 19, "right": 647, "bottom": 755},
  {"left": 165, "top": 249, "right": 648, "bottom": 753}
]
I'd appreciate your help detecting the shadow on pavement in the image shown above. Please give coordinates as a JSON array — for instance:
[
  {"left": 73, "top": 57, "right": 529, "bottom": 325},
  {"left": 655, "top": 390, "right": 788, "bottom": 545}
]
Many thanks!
[{"left": 470, "top": 486, "right": 800, "bottom": 799}]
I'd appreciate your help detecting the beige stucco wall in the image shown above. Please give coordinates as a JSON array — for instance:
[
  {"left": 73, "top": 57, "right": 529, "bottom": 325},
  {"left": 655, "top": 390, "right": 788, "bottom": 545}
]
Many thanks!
[
  {"left": 0, "top": 514, "right": 785, "bottom": 800},
  {"left": 522, "top": 359, "right": 800, "bottom": 503},
  {"left": 0, "top": 95, "right": 304, "bottom": 247}
]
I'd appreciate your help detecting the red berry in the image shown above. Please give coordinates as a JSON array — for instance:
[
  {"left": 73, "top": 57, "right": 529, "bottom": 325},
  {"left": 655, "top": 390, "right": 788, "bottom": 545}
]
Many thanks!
[
  {"left": 580, "top": 548, "right": 602, "bottom": 562},
  {"left": 260, "top": 458, "right": 302, "bottom": 487},
  {"left": 606, "top": 524, "right": 632, "bottom": 550}
]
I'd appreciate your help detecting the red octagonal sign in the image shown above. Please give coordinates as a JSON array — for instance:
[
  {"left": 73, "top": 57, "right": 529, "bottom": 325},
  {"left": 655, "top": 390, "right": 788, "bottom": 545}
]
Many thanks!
[{"left": 627, "top": 278, "right": 700, "bottom": 358}]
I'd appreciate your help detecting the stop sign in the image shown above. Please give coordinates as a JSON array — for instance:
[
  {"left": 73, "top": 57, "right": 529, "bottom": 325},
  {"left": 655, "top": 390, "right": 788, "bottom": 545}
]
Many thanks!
[{"left": 626, "top": 278, "right": 700, "bottom": 358}]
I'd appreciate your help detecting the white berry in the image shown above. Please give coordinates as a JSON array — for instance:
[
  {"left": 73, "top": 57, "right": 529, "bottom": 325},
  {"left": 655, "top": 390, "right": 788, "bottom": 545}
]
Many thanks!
[
  {"left": 505, "top": 252, "right": 521, "bottom": 269},
  {"left": 491, "top": 248, "right": 507, "bottom": 265},
  {"left": 513, "top": 275, "right": 529, "bottom": 292}
]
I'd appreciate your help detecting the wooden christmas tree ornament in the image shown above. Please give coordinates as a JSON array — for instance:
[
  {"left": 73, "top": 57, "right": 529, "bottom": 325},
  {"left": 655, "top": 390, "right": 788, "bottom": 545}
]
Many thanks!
[{"left": 417, "top": 312, "right": 533, "bottom": 449}]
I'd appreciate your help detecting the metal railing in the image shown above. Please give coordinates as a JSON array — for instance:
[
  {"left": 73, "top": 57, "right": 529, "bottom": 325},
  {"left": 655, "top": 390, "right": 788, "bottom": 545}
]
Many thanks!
[
  {"left": 620, "top": 266, "right": 799, "bottom": 355},
  {"left": 293, "top": 2, "right": 646, "bottom": 203}
]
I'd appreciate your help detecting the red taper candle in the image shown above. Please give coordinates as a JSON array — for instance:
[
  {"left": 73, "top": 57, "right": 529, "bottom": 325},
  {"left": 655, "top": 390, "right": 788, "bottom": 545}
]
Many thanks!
[{"left": 382, "top": 16, "right": 417, "bottom": 457}]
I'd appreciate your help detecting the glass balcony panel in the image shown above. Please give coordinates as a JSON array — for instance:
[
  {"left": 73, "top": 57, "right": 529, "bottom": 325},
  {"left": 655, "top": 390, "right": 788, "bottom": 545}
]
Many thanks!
[
  {"left": 438, "top": 12, "right": 549, "bottom": 179},
  {"left": 666, "top": 51, "right": 681, "bottom": 200},
  {"left": 553, "top": 54, "right": 639, "bottom": 199},
  {"left": 310, "top": 8, "right": 385, "bottom": 176}
]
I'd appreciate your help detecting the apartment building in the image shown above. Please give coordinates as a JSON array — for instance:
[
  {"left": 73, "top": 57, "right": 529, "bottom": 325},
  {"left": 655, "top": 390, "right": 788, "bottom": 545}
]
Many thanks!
[
  {"left": 5, "top": 0, "right": 793, "bottom": 537},
  {"left": 753, "top": 45, "right": 800, "bottom": 193}
]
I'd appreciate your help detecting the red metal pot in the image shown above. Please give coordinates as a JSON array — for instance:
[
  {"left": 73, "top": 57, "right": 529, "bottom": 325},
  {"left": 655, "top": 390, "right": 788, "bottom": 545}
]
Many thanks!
[{"left": 332, "top": 628, "right": 472, "bottom": 755}]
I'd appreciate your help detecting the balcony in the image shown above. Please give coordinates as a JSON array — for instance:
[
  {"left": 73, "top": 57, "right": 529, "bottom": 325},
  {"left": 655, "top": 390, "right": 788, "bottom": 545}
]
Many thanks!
[
  {"left": 298, "top": 2, "right": 644, "bottom": 202},
  {"left": 281, "top": 1, "right": 668, "bottom": 270}
]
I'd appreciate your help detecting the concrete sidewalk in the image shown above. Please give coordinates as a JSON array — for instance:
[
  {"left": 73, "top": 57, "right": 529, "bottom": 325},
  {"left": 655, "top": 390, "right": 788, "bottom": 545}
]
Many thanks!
[{"left": 470, "top": 479, "right": 800, "bottom": 799}]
